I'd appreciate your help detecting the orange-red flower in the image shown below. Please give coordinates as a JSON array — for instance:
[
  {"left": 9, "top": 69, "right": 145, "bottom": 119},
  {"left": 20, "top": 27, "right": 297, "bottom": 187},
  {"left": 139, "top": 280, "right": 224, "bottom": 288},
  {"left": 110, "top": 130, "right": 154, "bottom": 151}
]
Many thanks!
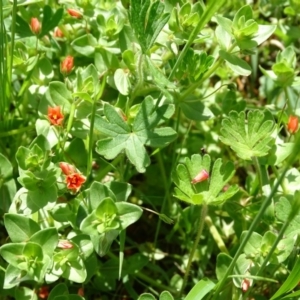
[
  {"left": 66, "top": 173, "right": 86, "bottom": 193},
  {"left": 30, "top": 18, "right": 41, "bottom": 35},
  {"left": 287, "top": 115, "right": 299, "bottom": 134},
  {"left": 191, "top": 169, "right": 209, "bottom": 184},
  {"left": 54, "top": 27, "right": 64, "bottom": 38},
  {"left": 61, "top": 55, "right": 74, "bottom": 75},
  {"left": 48, "top": 106, "right": 64, "bottom": 126},
  {"left": 59, "top": 162, "right": 76, "bottom": 175},
  {"left": 67, "top": 8, "right": 82, "bottom": 18},
  {"left": 38, "top": 286, "right": 49, "bottom": 299}
]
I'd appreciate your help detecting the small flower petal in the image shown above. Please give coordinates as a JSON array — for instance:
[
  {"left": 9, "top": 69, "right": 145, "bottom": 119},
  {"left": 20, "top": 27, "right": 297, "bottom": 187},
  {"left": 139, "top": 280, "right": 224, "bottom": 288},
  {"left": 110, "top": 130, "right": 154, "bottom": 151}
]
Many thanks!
[
  {"left": 61, "top": 55, "right": 74, "bottom": 75},
  {"left": 67, "top": 8, "right": 82, "bottom": 18},
  {"left": 30, "top": 18, "right": 41, "bottom": 35},
  {"left": 48, "top": 106, "right": 64, "bottom": 126},
  {"left": 287, "top": 115, "right": 299, "bottom": 134},
  {"left": 66, "top": 173, "right": 86, "bottom": 193},
  {"left": 59, "top": 162, "right": 76, "bottom": 175},
  {"left": 191, "top": 169, "right": 209, "bottom": 184}
]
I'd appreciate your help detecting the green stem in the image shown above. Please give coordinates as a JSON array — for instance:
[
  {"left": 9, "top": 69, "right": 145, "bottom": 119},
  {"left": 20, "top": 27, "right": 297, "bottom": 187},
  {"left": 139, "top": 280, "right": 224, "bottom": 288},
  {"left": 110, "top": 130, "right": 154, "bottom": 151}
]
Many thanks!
[
  {"left": 210, "top": 137, "right": 300, "bottom": 300},
  {"left": 153, "top": 151, "right": 172, "bottom": 258},
  {"left": 61, "top": 101, "right": 76, "bottom": 151},
  {"left": 242, "top": 193, "right": 300, "bottom": 300},
  {"left": 0, "top": 125, "right": 35, "bottom": 138},
  {"left": 180, "top": 204, "right": 208, "bottom": 297},
  {"left": 154, "top": 0, "right": 226, "bottom": 109},
  {"left": 252, "top": 156, "right": 263, "bottom": 194},
  {"left": 86, "top": 75, "right": 106, "bottom": 177},
  {"left": 205, "top": 216, "right": 229, "bottom": 254}
]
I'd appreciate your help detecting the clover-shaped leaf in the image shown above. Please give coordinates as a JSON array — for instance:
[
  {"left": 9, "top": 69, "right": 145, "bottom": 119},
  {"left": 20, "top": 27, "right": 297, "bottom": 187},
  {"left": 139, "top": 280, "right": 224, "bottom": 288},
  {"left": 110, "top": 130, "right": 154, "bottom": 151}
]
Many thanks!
[
  {"left": 219, "top": 110, "right": 275, "bottom": 160},
  {"left": 173, "top": 154, "right": 239, "bottom": 206},
  {"left": 95, "top": 96, "right": 177, "bottom": 173}
]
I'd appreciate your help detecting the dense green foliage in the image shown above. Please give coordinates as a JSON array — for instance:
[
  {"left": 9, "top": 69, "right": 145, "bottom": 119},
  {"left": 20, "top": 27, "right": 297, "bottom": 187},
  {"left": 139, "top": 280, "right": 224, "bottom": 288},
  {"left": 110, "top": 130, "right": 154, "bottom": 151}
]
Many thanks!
[{"left": 1, "top": 0, "right": 300, "bottom": 299}]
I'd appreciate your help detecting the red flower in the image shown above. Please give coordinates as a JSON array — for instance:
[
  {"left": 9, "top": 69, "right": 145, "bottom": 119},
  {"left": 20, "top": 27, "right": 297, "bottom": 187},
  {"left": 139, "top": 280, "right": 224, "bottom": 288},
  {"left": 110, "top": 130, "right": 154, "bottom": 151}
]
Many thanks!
[
  {"left": 54, "top": 27, "right": 64, "bottom": 38},
  {"left": 30, "top": 18, "right": 41, "bottom": 35},
  {"left": 48, "top": 106, "right": 64, "bottom": 126},
  {"left": 67, "top": 8, "right": 82, "bottom": 18},
  {"left": 61, "top": 55, "right": 74, "bottom": 75},
  {"left": 38, "top": 286, "right": 49, "bottom": 299},
  {"left": 66, "top": 173, "right": 86, "bottom": 193},
  {"left": 59, "top": 162, "right": 76, "bottom": 175},
  {"left": 287, "top": 115, "right": 299, "bottom": 134},
  {"left": 57, "top": 240, "right": 74, "bottom": 249},
  {"left": 191, "top": 169, "right": 209, "bottom": 184}
]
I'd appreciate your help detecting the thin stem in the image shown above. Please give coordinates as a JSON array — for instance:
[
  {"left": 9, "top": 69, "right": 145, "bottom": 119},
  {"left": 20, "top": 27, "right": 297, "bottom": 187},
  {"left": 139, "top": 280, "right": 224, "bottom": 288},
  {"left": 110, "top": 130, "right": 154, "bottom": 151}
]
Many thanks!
[
  {"left": 205, "top": 215, "right": 229, "bottom": 254},
  {"left": 153, "top": 151, "right": 171, "bottom": 258},
  {"left": 154, "top": 0, "right": 226, "bottom": 109},
  {"left": 86, "top": 75, "right": 106, "bottom": 177},
  {"left": 180, "top": 204, "right": 208, "bottom": 297},
  {"left": 242, "top": 194, "right": 300, "bottom": 300},
  {"left": 210, "top": 144, "right": 299, "bottom": 300},
  {"left": 252, "top": 156, "right": 263, "bottom": 194},
  {"left": 61, "top": 101, "right": 76, "bottom": 151}
]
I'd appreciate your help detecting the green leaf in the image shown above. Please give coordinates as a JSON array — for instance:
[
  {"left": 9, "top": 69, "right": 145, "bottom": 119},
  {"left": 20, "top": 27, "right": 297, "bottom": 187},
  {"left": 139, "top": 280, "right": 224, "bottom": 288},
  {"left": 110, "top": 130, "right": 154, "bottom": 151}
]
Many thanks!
[
  {"left": 159, "top": 291, "right": 174, "bottom": 300},
  {"left": 270, "top": 256, "right": 300, "bottom": 300},
  {"left": 40, "top": 6, "right": 64, "bottom": 37},
  {"left": 4, "top": 214, "right": 40, "bottom": 242},
  {"left": 129, "top": 0, "right": 170, "bottom": 53},
  {"left": 95, "top": 97, "right": 177, "bottom": 173},
  {"left": 138, "top": 294, "right": 156, "bottom": 300},
  {"left": 179, "top": 101, "right": 214, "bottom": 121},
  {"left": 184, "top": 277, "right": 215, "bottom": 300},
  {"left": 219, "top": 110, "right": 275, "bottom": 160},
  {"left": 0, "top": 243, "right": 24, "bottom": 268},
  {"left": 29, "top": 228, "right": 58, "bottom": 257},
  {"left": 275, "top": 197, "right": 300, "bottom": 236},
  {"left": 48, "top": 283, "right": 69, "bottom": 300},
  {"left": 114, "top": 68, "right": 131, "bottom": 95},
  {"left": 173, "top": 154, "right": 239, "bottom": 206},
  {"left": 219, "top": 50, "right": 252, "bottom": 76},
  {"left": 0, "top": 153, "right": 13, "bottom": 179},
  {"left": 117, "top": 202, "right": 143, "bottom": 230},
  {"left": 216, "top": 253, "right": 232, "bottom": 281}
]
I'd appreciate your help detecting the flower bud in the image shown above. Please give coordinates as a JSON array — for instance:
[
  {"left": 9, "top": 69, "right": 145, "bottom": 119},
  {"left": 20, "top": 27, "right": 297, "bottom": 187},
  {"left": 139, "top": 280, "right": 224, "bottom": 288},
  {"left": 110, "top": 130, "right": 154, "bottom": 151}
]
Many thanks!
[
  {"left": 67, "top": 8, "right": 82, "bottom": 18},
  {"left": 61, "top": 55, "right": 74, "bottom": 75},
  {"left": 191, "top": 169, "right": 209, "bottom": 184},
  {"left": 30, "top": 18, "right": 41, "bottom": 35},
  {"left": 287, "top": 115, "right": 299, "bottom": 134},
  {"left": 57, "top": 240, "right": 74, "bottom": 249},
  {"left": 54, "top": 27, "right": 64, "bottom": 38},
  {"left": 59, "top": 162, "right": 76, "bottom": 175}
]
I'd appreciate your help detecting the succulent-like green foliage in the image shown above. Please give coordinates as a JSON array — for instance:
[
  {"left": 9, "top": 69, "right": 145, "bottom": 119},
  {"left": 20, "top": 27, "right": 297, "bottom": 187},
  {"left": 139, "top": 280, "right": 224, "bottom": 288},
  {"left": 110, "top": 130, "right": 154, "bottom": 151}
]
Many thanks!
[
  {"left": 219, "top": 110, "right": 275, "bottom": 160},
  {"left": 173, "top": 154, "right": 239, "bottom": 206},
  {"left": 95, "top": 96, "right": 177, "bottom": 173}
]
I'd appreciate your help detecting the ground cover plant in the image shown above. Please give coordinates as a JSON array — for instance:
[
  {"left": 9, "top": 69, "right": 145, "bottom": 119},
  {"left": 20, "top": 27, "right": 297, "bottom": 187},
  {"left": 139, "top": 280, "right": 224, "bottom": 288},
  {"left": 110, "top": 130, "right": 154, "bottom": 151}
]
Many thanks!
[{"left": 1, "top": 0, "right": 300, "bottom": 299}]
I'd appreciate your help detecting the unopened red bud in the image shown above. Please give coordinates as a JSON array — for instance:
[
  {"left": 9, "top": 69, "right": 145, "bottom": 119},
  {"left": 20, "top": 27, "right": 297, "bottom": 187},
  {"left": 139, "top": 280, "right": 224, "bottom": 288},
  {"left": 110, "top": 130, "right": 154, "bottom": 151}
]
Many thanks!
[
  {"left": 54, "top": 27, "right": 64, "bottom": 38},
  {"left": 78, "top": 287, "right": 84, "bottom": 296},
  {"left": 30, "top": 18, "right": 41, "bottom": 35},
  {"left": 191, "top": 169, "right": 209, "bottom": 184},
  {"left": 61, "top": 55, "right": 74, "bottom": 75},
  {"left": 67, "top": 8, "right": 82, "bottom": 18},
  {"left": 57, "top": 240, "right": 73, "bottom": 249},
  {"left": 287, "top": 115, "right": 299, "bottom": 134},
  {"left": 59, "top": 162, "right": 76, "bottom": 175}
]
